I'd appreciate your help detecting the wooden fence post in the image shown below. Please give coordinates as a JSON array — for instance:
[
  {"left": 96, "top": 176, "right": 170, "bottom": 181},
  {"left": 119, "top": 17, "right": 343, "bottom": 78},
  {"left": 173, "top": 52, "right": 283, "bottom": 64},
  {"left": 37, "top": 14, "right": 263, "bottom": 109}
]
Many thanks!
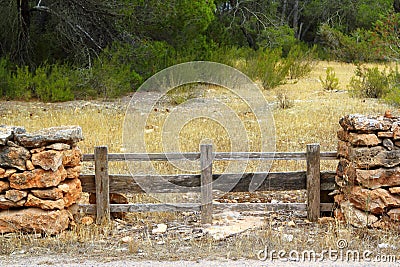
[
  {"left": 200, "top": 143, "right": 213, "bottom": 225},
  {"left": 94, "top": 146, "right": 110, "bottom": 224},
  {"left": 306, "top": 143, "right": 321, "bottom": 222}
]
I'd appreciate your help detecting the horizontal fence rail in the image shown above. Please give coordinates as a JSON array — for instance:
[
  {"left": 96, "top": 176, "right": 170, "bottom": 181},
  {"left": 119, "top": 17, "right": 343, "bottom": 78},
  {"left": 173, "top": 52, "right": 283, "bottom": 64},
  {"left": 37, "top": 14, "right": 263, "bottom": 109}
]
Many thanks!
[
  {"left": 78, "top": 144, "right": 338, "bottom": 224},
  {"left": 82, "top": 151, "right": 338, "bottom": 162}
]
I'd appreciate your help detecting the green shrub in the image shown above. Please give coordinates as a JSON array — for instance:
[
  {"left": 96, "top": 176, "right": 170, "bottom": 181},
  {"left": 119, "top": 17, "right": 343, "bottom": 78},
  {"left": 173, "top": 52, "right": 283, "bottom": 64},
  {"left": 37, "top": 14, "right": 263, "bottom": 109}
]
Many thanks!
[
  {"left": 385, "top": 66, "right": 400, "bottom": 106},
  {"left": 243, "top": 48, "right": 289, "bottom": 89},
  {"left": 33, "top": 64, "right": 75, "bottom": 102},
  {"left": 8, "top": 65, "right": 34, "bottom": 100},
  {"left": 286, "top": 44, "right": 316, "bottom": 79},
  {"left": 320, "top": 67, "right": 339, "bottom": 91},
  {"left": 349, "top": 66, "right": 389, "bottom": 98}
]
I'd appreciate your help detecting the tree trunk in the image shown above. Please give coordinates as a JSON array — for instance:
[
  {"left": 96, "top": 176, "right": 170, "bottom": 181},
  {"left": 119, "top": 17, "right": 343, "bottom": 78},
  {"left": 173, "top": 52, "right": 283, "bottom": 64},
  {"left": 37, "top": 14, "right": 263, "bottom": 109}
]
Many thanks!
[
  {"left": 293, "top": 0, "right": 299, "bottom": 39},
  {"left": 16, "top": 0, "right": 31, "bottom": 64},
  {"left": 280, "top": 0, "right": 288, "bottom": 26}
]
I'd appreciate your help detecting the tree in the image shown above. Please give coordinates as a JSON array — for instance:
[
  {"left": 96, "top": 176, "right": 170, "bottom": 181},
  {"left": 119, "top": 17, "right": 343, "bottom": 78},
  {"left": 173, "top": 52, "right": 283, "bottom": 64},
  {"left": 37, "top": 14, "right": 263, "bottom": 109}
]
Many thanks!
[{"left": 0, "top": 0, "right": 121, "bottom": 66}]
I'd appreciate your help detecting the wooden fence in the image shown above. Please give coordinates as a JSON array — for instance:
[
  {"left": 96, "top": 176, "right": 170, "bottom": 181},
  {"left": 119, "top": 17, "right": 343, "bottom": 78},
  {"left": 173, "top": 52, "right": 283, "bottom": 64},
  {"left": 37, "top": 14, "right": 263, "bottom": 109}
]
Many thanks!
[{"left": 78, "top": 143, "right": 338, "bottom": 224}]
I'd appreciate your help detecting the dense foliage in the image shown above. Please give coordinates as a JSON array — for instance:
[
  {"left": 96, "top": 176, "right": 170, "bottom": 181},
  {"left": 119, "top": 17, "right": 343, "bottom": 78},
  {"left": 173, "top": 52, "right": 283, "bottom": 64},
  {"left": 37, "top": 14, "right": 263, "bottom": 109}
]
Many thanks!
[{"left": 0, "top": 0, "right": 400, "bottom": 101}]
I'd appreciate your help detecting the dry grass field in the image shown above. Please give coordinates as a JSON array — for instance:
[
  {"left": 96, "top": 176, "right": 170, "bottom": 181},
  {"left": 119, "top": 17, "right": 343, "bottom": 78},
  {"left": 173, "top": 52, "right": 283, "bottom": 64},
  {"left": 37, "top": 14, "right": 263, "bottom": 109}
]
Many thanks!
[{"left": 1, "top": 61, "right": 400, "bottom": 265}]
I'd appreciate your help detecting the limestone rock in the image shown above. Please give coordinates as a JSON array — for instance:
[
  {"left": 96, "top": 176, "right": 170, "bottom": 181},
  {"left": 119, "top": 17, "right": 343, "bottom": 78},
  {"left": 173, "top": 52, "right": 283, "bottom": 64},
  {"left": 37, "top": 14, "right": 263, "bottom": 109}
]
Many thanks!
[
  {"left": 390, "top": 187, "right": 400, "bottom": 194},
  {"left": 62, "top": 147, "right": 82, "bottom": 167},
  {"left": 46, "top": 143, "right": 70, "bottom": 151},
  {"left": 393, "top": 123, "right": 400, "bottom": 140},
  {"left": 0, "top": 125, "right": 26, "bottom": 145},
  {"left": 152, "top": 223, "right": 168, "bottom": 234},
  {"left": 337, "top": 129, "right": 381, "bottom": 146},
  {"left": 336, "top": 158, "right": 356, "bottom": 183},
  {"left": 378, "top": 131, "right": 394, "bottom": 138},
  {"left": 0, "top": 169, "right": 16, "bottom": 178},
  {"left": 25, "top": 194, "right": 65, "bottom": 210},
  {"left": 383, "top": 139, "right": 395, "bottom": 151},
  {"left": 0, "top": 208, "right": 70, "bottom": 234},
  {"left": 31, "top": 150, "right": 63, "bottom": 172},
  {"left": 5, "top": 190, "right": 27, "bottom": 202},
  {"left": 58, "top": 178, "right": 81, "bottom": 207},
  {"left": 14, "top": 126, "right": 83, "bottom": 148},
  {"left": 9, "top": 166, "right": 67, "bottom": 190},
  {"left": 388, "top": 208, "right": 400, "bottom": 221},
  {"left": 345, "top": 146, "right": 400, "bottom": 168},
  {"left": 0, "top": 194, "right": 25, "bottom": 209},
  {"left": 65, "top": 166, "right": 81, "bottom": 179},
  {"left": 339, "top": 114, "right": 393, "bottom": 132},
  {"left": 31, "top": 188, "right": 63, "bottom": 200},
  {"left": 0, "top": 181, "right": 9, "bottom": 193},
  {"left": 341, "top": 200, "right": 378, "bottom": 227},
  {"left": 337, "top": 141, "right": 351, "bottom": 158},
  {"left": 26, "top": 160, "right": 34, "bottom": 171},
  {"left": 356, "top": 167, "right": 400, "bottom": 189},
  {"left": 0, "top": 145, "right": 30, "bottom": 170},
  {"left": 349, "top": 187, "right": 400, "bottom": 214}
]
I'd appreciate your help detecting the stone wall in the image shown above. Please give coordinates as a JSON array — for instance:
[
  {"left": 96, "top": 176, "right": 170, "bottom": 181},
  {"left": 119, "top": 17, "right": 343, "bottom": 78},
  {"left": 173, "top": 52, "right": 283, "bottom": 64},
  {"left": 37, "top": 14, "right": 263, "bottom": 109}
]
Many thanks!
[
  {"left": 335, "top": 114, "right": 400, "bottom": 228},
  {"left": 0, "top": 125, "right": 83, "bottom": 235}
]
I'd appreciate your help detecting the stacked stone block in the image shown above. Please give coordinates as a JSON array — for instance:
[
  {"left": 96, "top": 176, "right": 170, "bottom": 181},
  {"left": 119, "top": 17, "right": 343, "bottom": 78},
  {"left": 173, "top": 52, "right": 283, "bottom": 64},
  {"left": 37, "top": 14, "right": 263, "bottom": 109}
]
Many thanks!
[
  {"left": 0, "top": 125, "right": 83, "bottom": 234},
  {"left": 335, "top": 114, "right": 400, "bottom": 228}
]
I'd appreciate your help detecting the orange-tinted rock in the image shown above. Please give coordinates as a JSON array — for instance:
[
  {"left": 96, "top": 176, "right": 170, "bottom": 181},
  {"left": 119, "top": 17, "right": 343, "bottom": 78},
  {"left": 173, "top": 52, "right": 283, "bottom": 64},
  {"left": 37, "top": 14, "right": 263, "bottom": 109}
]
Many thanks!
[
  {"left": 9, "top": 166, "right": 67, "bottom": 190},
  {"left": 349, "top": 187, "right": 400, "bottom": 214},
  {"left": 0, "top": 181, "right": 9, "bottom": 193},
  {"left": 337, "top": 129, "right": 381, "bottom": 146},
  {"left": 58, "top": 178, "right": 82, "bottom": 207},
  {"left": 341, "top": 200, "right": 378, "bottom": 227},
  {"left": 388, "top": 208, "right": 400, "bottom": 221},
  {"left": 26, "top": 160, "right": 34, "bottom": 171},
  {"left": 31, "top": 188, "right": 63, "bottom": 200},
  {"left": 378, "top": 131, "right": 394, "bottom": 138},
  {"left": 0, "top": 169, "right": 16, "bottom": 179},
  {"left": 25, "top": 194, "right": 65, "bottom": 210},
  {"left": 356, "top": 167, "right": 400, "bottom": 189},
  {"left": 334, "top": 193, "right": 344, "bottom": 205},
  {"left": 0, "top": 145, "right": 30, "bottom": 170},
  {"left": 5, "top": 190, "right": 27, "bottom": 202},
  {"left": 0, "top": 194, "right": 25, "bottom": 209},
  {"left": 65, "top": 166, "right": 81, "bottom": 179},
  {"left": 389, "top": 187, "right": 400, "bottom": 194},
  {"left": 46, "top": 143, "right": 70, "bottom": 151},
  {"left": 393, "top": 124, "right": 400, "bottom": 140},
  {"left": 63, "top": 147, "right": 82, "bottom": 167},
  {"left": 337, "top": 141, "right": 351, "bottom": 158},
  {"left": 31, "top": 150, "right": 63, "bottom": 172},
  {"left": 0, "top": 208, "right": 70, "bottom": 234}
]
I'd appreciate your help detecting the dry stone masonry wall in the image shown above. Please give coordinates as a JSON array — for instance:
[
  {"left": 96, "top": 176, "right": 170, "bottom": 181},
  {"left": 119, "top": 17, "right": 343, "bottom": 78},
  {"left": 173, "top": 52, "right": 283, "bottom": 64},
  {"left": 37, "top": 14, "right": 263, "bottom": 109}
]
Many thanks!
[
  {"left": 0, "top": 125, "right": 83, "bottom": 235},
  {"left": 335, "top": 114, "right": 400, "bottom": 228}
]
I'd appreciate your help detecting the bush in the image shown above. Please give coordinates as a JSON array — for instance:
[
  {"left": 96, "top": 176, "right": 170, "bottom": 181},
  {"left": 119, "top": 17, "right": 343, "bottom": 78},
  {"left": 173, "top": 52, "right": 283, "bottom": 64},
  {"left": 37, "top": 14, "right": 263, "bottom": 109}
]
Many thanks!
[
  {"left": 320, "top": 67, "right": 339, "bottom": 91},
  {"left": 286, "top": 44, "right": 316, "bottom": 79},
  {"left": 243, "top": 48, "right": 289, "bottom": 89},
  {"left": 349, "top": 65, "right": 389, "bottom": 98},
  {"left": 33, "top": 64, "right": 75, "bottom": 102},
  {"left": 385, "top": 66, "right": 400, "bottom": 106}
]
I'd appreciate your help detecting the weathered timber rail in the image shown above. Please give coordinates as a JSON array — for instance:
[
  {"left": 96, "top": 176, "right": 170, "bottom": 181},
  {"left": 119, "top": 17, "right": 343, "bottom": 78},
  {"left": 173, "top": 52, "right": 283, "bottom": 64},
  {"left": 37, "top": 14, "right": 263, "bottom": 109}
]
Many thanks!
[{"left": 78, "top": 143, "right": 338, "bottom": 224}]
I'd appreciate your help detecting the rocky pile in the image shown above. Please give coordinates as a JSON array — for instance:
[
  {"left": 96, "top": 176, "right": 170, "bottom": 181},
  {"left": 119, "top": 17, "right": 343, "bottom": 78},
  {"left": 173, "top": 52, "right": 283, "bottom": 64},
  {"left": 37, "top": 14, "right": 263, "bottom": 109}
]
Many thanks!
[
  {"left": 0, "top": 125, "right": 83, "bottom": 235},
  {"left": 335, "top": 114, "right": 400, "bottom": 228}
]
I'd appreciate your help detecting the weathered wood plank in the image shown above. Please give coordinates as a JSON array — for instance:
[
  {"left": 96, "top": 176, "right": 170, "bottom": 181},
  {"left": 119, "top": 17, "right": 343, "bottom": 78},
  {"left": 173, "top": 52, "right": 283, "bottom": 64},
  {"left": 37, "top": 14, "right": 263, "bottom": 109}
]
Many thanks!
[
  {"left": 200, "top": 144, "right": 213, "bottom": 224},
  {"left": 82, "top": 151, "right": 338, "bottom": 162},
  {"left": 307, "top": 144, "right": 321, "bottom": 222},
  {"left": 94, "top": 146, "right": 110, "bottom": 224},
  {"left": 79, "top": 203, "right": 201, "bottom": 214},
  {"left": 78, "top": 202, "right": 334, "bottom": 214},
  {"left": 79, "top": 171, "right": 336, "bottom": 194}
]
